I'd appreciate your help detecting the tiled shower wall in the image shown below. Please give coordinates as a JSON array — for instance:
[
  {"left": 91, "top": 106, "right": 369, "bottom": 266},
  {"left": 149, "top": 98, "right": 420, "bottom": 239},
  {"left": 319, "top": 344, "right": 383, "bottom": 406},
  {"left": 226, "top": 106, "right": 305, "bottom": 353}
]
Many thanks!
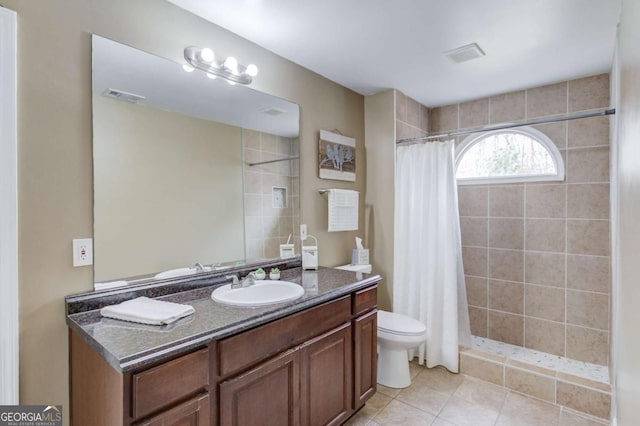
[
  {"left": 395, "top": 90, "right": 430, "bottom": 140},
  {"left": 430, "top": 74, "right": 611, "bottom": 366},
  {"left": 243, "top": 129, "right": 300, "bottom": 260}
]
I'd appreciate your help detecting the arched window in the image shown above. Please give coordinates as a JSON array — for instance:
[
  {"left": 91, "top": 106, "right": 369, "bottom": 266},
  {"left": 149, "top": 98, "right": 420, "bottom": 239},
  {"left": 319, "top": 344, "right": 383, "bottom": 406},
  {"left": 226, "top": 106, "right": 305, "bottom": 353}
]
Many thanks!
[{"left": 455, "top": 126, "right": 564, "bottom": 185}]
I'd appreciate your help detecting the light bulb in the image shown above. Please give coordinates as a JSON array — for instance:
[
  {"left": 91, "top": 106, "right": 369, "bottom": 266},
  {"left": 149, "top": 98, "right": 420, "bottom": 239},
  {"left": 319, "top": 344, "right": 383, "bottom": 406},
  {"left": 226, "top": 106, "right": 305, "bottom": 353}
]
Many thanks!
[
  {"left": 200, "top": 48, "right": 214, "bottom": 63},
  {"left": 224, "top": 56, "right": 238, "bottom": 71},
  {"left": 206, "top": 73, "right": 217, "bottom": 80},
  {"left": 246, "top": 64, "right": 259, "bottom": 77},
  {"left": 227, "top": 80, "right": 236, "bottom": 86},
  {"left": 182, "top": 64, "right": 195, "bottom": 73}
]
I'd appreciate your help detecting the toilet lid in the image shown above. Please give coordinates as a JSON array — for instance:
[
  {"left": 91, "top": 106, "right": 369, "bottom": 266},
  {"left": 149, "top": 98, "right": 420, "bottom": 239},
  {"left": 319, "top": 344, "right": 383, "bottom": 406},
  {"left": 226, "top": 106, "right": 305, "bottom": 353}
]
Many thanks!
[{"left": 377, "top": 310, "right": 427, "bottom": 336}]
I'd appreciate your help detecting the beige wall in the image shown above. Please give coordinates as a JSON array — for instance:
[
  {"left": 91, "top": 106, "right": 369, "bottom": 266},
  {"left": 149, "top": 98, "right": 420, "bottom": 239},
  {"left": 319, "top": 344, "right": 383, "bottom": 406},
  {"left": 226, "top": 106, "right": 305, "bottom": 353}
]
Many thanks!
[
  {"left": 613, "top": 0, "right": 640, "bottom": 422},
  {"left": 4, "top": 0, "right": 364, "bottom": 421},
  {"left": 93, "top": 96, "right": 244, "bottom": 281},
  {"left": 432, "top": 74, "right": 612, "bottom": 365},
  {"left": 243, "top": 129, "right": 300, "bottom": 259},
  {"left": 364, "top": 90, "right": 396, "bottom": 310},
  {"left": 395, "top": 90, "right": 429, "bottom": 140}
]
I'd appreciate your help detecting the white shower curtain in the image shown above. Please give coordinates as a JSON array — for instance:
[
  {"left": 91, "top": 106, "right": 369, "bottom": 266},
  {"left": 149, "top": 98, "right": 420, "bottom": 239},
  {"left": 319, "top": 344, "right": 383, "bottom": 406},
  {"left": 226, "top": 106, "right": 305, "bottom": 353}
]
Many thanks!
[{"left": 393, "top": 140, "right": 471, "bottom": 373}]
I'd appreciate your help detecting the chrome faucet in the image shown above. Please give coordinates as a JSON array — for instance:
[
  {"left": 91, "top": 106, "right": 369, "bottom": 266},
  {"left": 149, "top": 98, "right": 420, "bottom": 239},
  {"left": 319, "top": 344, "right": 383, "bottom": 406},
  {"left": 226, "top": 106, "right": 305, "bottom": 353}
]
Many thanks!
[
  {"left": 194, "top": 262, "right": 206, "bottom": 272},
  {"left": 227, "top": 272, "right": 257, "bottom": 289}
]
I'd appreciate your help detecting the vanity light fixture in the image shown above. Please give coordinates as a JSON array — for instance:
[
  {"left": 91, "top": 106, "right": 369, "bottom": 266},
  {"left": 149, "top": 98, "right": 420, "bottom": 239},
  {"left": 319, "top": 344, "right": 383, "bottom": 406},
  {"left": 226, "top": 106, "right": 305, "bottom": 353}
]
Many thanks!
[{"left": 183, "top": 46, "right": 258, "bottom": 85}]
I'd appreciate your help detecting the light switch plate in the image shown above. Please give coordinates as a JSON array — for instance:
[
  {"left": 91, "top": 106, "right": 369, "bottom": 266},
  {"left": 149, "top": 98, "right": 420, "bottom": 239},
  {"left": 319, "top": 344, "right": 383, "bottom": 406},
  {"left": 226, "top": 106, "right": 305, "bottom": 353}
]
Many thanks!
[{"left": 73, "top": 238, "right": 93, "bottom": 267}]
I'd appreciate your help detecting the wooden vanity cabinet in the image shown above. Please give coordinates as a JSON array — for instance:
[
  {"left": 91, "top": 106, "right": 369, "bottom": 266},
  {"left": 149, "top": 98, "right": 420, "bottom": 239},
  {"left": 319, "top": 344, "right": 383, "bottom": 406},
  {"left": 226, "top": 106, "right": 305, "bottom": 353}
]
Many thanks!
[{"left": 70, "top": 283, "right": 378, "bottom": 426}]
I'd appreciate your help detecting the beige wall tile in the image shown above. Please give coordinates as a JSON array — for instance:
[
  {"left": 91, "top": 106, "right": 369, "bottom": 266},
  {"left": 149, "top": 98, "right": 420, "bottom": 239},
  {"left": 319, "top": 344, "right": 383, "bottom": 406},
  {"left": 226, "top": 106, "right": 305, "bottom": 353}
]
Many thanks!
[
  {"left": 243, "top": 147, "right": 261, "bottom": 164},
  {"left": 459, "top": 186, "right": 488, "bottom": 217},
  {"left": 406, "top": 96, "right": 421, "bottom": 128},
  {"left": 489, "top": 280, "right": 524, "bottom": 314},
  {"left": 567, "top": 220, "right": 610, "bottom": 256},
  {"left": 567, "top": 255, "right": 610, "bottom": 293},
  {"left": 489, "top": 249, "right": 524, "bottom": 282},
  {"left": 568, "top": 74, "right": 610, "bottom": 113},
  {"left": 246, "top": 238, "right": 264, "bottom": 258},
  {"left": 532, "top": 121, "right": 567, "bottom": 150},
  {"left": 505, "top": 367, "right": 556, "bottom": 402},
  {"left": 525, "top": 184, "right": 566, "bottom": 218},
  {"left": 489, "top": 185, "right": 524, "bottom": 217},
  {"left": 460, "top": 347, "right": 507, "bottom": 363},
  {"left": 466, "top": 276, "right": 488, "bottom": 307},
  {"left": 556, "top": 381, "right": 611, "bottom": 419},
  {"left": 556, "top": 372, "right": 611, "bottom": 393},
  {"left": 276, "top": 137, "right": 291, "bottom": 155},
  {"left": 527, "top": 82, "right": 568, "bottom": 118},
  {"left": 396, "top": 90, "right": 407, "bottom": 123},
  {"left": 559, "top": 409, "right": 609, "bottom": 425},
  {"left": 460, "top": 217, "right": 488, "bottom": 247},
  {"left": 566, "top": 325, "right": 609, "bottom": 365},
  {"left": 567, "top": 147, "right": 610, "bottom": 183},
  {"left": 463, "top": 246, "right": 488, "bottom": 277},
  {"left": 525, "top": 252, "right": 566, "bottom": 287},
  {"left": 525, "top": 284, "right": 565, "bottom": 322},
  {"left": 244, "top": 194, "right": 263, "bottom": 216},
  {"left": 488, "top": 310, "right": 524, "bottom": 345},
  {"left": 395, "top": 120, "right": 413, "bottom": 141},
  {"left": 469, "top": 306, "right": 488, "bottom": 337},
  {"left": 459, "top": 353, "right": 504, "bottom": 386},
  {"left": 489, "top": 218, "right": 524, "bottom": 250},
  {"left": 430, "top": 104, "right": 459, "bottom": 132},
  {"left": 567, "top": 184, "right": 609, "bottom": 219},
  {"left": 490, "top": 91, "right": 525, "bottom": 124},
  {"left": 459, "top": 99, "right": 489, "bottom": 129},
  {"left": 525, "top": 317, "right": 565, "bottom": 356},
  {"left": 568, "top": 116, "right": 609, "bottom": 148},
  {"left": 420, "top": 104, "right": 430, "bottom": 132},
  {"left": 261, "top": 133, "right": 277, "bottom": 153},
  {"left": 505, "top": 359, "right": 556, "bottom": 377},
  {"left": 243, "top": 129, "right": 261, "bottom": 150},
  {"left": 567, "top": 289, "right": 609, "bottom": 330},
  {"left": 244, "top": 171, "right": 262, "bottom": 194},
  {"left": 244, "top": 216, "right": 262, "bottom": 240},
  {"left": 525, "top": 219, "right": 566, "bottom": 252}
]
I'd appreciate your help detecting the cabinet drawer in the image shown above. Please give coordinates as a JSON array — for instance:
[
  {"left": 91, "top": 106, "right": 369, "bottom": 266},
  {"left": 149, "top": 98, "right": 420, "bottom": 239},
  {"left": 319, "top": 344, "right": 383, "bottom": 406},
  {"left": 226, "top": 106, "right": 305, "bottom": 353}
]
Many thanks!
[
  {"left": 218, "top": 296, "right": 351, "bottom": 377},
  {"left": 352, "top": 285, "right": 377, "bottom": 316},
  {"left": 132, "top": 348, "right": 209, "bottom": 420}
]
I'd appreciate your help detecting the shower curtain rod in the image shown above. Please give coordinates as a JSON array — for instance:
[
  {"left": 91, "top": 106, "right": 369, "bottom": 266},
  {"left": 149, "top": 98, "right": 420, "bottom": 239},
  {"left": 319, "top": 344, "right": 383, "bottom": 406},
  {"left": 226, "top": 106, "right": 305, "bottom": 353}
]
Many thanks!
[{"left": 395, "top": 107, "right": 615, "bottom": 144}]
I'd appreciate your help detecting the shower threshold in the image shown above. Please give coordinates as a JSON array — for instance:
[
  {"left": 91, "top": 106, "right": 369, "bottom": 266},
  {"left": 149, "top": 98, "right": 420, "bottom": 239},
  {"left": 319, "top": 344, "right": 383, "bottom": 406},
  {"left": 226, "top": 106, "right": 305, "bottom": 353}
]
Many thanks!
[{"left": 459, "top": 335, "right": 611, "bottom": 420}]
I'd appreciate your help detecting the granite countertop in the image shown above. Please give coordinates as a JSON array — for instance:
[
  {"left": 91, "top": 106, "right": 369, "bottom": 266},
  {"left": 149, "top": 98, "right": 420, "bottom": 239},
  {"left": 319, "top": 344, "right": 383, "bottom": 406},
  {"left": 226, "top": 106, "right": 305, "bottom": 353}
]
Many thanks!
[{"left": 66, "top": 266, "right": 381, "bottom": 373}]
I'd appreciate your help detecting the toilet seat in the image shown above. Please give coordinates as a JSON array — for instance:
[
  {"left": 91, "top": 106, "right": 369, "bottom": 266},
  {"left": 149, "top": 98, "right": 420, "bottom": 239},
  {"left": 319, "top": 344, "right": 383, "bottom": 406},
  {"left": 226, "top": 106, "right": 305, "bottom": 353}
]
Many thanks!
[{"left": 377, "top": 310, "right": 426, "bottom": 336}]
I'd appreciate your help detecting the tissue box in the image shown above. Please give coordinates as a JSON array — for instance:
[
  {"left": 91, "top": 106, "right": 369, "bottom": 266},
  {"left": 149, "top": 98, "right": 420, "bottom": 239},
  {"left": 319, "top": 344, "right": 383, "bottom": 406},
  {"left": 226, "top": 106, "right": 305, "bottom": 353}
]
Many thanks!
[{"left": 352, "top": 249, "right": 369, "bottom": 265}]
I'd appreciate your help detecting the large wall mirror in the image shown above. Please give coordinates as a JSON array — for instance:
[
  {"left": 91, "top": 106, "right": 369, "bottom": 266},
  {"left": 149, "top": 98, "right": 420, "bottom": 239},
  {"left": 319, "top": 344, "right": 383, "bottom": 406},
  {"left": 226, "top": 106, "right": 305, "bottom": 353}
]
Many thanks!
[{"left": 92, "top": 35, "right": 300, "bottom": 287}]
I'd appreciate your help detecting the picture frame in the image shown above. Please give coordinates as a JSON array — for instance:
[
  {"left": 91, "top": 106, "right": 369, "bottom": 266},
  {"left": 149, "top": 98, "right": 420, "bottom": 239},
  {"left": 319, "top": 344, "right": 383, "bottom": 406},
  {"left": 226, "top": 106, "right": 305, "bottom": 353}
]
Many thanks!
[{"left": 318, "top": 130, "right": 356, "bottom": 181}]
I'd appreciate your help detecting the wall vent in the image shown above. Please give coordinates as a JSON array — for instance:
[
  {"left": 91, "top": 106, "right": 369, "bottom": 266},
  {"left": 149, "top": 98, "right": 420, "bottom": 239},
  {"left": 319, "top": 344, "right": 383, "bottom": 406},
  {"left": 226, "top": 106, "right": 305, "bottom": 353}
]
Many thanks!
[
  {"left": 261, "top": 107, "right": 286, "bottom": 116},
  {"left": 102, "top": 88, "right": 146, "bottom": 103},
  {"left": 443, "top": 43, "right": 486, "bottom": 63}
]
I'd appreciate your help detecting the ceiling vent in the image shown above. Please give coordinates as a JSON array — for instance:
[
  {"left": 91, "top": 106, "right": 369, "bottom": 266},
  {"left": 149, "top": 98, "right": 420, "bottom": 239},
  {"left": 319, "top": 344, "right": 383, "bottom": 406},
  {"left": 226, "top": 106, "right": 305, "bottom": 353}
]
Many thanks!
[
  {"left": 102, "top": 88, "right": 146, "bottom": 103},
  {"left": 443, "top": 43, "right": 486, "bottom": 63},
  {"left": 261, "top": 107, "right": 286, "bottom": 116}
]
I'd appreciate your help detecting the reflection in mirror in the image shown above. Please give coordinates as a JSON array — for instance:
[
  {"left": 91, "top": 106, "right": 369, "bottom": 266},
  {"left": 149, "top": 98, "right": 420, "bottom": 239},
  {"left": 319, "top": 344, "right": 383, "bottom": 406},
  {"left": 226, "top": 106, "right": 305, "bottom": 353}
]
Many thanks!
[{"left": 92, "top": 35, "right": 300, "bottom": 289}]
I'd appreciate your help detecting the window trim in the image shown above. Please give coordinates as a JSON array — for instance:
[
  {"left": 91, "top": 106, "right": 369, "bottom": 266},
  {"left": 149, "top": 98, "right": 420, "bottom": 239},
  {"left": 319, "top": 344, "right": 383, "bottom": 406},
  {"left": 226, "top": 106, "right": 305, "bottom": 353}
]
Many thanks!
[{"left": 454, "top": 126, "right": 565, "bottom": 185}]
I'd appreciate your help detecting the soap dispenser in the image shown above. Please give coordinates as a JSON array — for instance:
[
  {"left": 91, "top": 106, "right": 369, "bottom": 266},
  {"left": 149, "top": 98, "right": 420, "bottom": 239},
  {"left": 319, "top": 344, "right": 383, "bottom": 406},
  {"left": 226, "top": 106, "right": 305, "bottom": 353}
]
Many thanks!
[{"left": 301, "top": 235, "right": 318, "bottom": 270}]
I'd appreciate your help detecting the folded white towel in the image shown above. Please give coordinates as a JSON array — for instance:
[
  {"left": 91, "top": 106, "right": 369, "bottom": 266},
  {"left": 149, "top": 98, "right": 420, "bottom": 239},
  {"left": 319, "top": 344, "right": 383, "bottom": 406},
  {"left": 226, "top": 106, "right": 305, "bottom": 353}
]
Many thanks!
[{"left": 100, "top": 296, "right": 195, "bottom": 325}]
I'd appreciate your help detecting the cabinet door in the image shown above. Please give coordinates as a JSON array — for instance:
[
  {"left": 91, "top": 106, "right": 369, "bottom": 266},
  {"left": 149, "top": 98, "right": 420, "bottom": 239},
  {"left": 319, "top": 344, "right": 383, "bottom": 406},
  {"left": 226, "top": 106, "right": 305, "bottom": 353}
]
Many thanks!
[
  {"left": 136, "top": 393, "right": 210, "bottom": 426},
  {"left": 300, "top": 323, "right": 353, "bottom": 426},
  {"left": 219, "top": 349, "right": 300, "bottom": 426},
  {"left": 354, "top": 309, "right": 377, "bottom": 409}
]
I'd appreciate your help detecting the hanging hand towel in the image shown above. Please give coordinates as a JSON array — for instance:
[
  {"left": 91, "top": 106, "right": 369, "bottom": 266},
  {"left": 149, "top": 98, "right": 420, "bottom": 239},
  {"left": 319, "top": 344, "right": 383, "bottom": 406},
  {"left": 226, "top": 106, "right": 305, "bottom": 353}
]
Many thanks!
[
  {"left": 100, "top": 296, "right": 195, "bottom": 325},
  {"left": 328, "top": 189, "right": 359, "bottom": 232}
]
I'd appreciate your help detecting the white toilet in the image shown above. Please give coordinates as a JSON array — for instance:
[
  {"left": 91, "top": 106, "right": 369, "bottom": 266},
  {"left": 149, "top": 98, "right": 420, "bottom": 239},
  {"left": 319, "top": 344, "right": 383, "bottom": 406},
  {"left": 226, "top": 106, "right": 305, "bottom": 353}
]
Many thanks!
[{"left": 376, "top": 310, "right": 428, "bottom": 388}]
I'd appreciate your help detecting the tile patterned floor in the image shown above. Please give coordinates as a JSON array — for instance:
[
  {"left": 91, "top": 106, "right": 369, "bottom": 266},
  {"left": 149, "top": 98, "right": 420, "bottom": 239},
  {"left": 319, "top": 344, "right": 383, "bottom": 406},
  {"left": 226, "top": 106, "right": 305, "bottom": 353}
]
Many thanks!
[{"left": 345, "top": 362, "right": 610, "bottom": 426}]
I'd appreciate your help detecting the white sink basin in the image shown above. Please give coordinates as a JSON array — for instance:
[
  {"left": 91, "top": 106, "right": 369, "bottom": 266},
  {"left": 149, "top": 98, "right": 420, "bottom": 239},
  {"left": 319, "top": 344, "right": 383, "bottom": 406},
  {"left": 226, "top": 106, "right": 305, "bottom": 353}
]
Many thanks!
[{"left": 211, "top": 280, "right": 304, "bottom": 307}]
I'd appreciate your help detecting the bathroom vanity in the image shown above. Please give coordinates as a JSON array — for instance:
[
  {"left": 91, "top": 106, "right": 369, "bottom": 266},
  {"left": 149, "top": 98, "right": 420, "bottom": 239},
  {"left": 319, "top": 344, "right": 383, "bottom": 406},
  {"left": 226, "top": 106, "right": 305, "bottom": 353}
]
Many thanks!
[{"left": 66, "top": 266, "right": 379, "bottom": 425}]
